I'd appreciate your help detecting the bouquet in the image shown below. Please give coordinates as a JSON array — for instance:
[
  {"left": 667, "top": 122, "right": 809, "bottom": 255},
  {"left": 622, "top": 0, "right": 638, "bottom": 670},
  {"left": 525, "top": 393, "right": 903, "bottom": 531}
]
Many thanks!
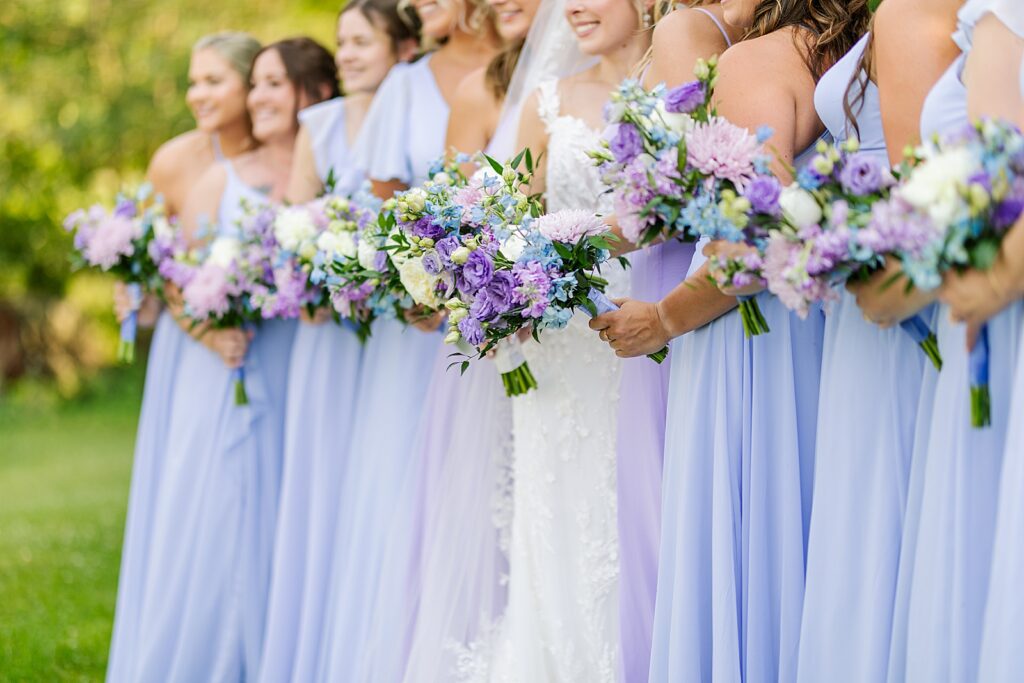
[
  {"left": 892, "top": 118, "right": 1024, "bottom": 426},
  {"left": 756, "top": 138, "right": 943, "bottom": 369},
  {"left": 63, "top": 184, "right": 175, "bottom": 362},
  {"left": 162, "top": 201, "right": 279, "bottom": 405}
]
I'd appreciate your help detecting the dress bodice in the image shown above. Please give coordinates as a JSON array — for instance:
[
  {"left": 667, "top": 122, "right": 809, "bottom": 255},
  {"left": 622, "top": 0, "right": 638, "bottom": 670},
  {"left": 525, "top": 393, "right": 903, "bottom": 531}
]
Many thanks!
[
  {"left": 814, "top": 34, "right": 887, "bottom": 159},
  {"left": 537, "top": 78, "right": 615, "bottom": 216},
  {"left": 298, "top": 97, "right": 366, "bottom": 196},
  {"left": 218, "top": 161, "right": 267, "bottom": 230},
  {"left": 357, "top": 55, "right": 450, "bottom": 188}
]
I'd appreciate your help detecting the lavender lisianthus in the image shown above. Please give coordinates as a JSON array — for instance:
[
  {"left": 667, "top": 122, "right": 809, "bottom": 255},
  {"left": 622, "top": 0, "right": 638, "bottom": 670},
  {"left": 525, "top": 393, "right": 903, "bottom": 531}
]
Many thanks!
[
  {"left": 458, "top": 316, "right": 485, "bottom": 345},
  {"left": 838, "top": 152, "right": 888, "bottom": 196},
  {"left": 435, "top": 236, "right": 459, "bottom": 266},
  {"left": 470, "top": 294, "right": 499, "bottom": 322},
  {"left": 664, "top": 80, "right": 705, "bottom": 114},
  {"left": 744, "top": 175, "right": 783, "bottom": 215},
  {"left": 412, "top": 217, "right": 445, "bottom": 241},
  {"left": 462, "top": 249, "right": 494, "bottom": 289},
  {"left": 421, "top": 250, "right": 443, "bottom": 275},
  {"left": 610, "top": 123, "right": 644, "bottom": 164},
  {"left": 484, "top": 270, "right": 516, "bottom": 310}
]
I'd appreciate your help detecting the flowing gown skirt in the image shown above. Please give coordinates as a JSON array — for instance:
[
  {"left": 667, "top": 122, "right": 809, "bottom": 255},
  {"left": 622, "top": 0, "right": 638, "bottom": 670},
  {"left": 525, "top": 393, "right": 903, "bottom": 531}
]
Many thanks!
[
  {"left": 650, "top": 293, "right": 822, "bottom": 683},
  {"left": 616, "top": 239, "right": 693, "bottom": 683},
  {"left": 796, "top": 291, "right": 928, "bottom": 682},
  {"left": 106, "top": 312, "right": 187, "bottom": 682},
  {"left": 118, "top": 318, "right": 295, "bottom": 682},
  {"left": 887, "top": 304, "right": 1021, "bottom": 683},
  {"left": 258, "top": 322, "right": 364, "bottom": 683},
  {"left": 316, "top": 319, "right": 441, "bottom": 682}
]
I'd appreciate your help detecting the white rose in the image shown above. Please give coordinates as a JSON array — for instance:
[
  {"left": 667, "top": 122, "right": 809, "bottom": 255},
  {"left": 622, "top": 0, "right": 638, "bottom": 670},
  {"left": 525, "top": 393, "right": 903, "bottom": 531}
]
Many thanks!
[
  {"left": 317, "top": 230, "right": 357, "bottom": 261},
  {"left": 501, "top": 231, "right": 527, "bottom": 260},
  {"left": 897, "top": 147, "right": 974, "bottom": 226},
  {"left": 274, "top": 206, "right": 317, "bottom": 252},
  {"left": 779, "top": 185, "right": 823, "bottom": 228},
  {"left": 397, "top": 257, "right": 442, "bottom": 308},
  {"left": 207, "top": 236, "right": 241, "bottom": 268},
  {"left": 357, "top": 238, "right": 380, "bottom": 271},
  {"left": 655, "top": 101, "right": 693, "bottom": 134}
]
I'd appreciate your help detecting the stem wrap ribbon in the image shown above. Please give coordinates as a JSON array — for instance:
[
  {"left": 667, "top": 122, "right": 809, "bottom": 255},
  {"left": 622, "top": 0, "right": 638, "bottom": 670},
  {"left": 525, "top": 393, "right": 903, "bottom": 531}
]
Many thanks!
[
  {"left": 969, "top": 323, "right": 991, "bottom": 428},
  {"left": 899, "top": 314, "right": 943, "bottom": 370},
  {"left": 586, "top": 288, "right": 668, "bottom": 364}
]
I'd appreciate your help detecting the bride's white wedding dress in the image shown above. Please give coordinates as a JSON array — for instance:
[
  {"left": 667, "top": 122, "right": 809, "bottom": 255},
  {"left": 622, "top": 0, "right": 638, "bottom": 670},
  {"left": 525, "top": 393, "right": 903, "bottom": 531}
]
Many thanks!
[{"left": 487, "top": 77, "right": 627, "bottom": 683}]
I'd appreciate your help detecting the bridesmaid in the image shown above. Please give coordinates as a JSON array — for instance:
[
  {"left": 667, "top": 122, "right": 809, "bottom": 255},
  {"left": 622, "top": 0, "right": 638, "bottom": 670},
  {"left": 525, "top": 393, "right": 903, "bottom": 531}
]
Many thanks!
[
  {"left": 105, "top": 31, "right": 262, "bottom": 683},
  {"left": 258, "top": 5, "right": 418, "bottom": 683},
  {"left": 592, "top": 1, "right": 869, "bottom": 680},
  {"left": 795, "top": 3, "right": 959, "bottom": 679},
  {"left": 880, "top": 1, "right": 1024, "bottom": 680},
  {"left": 370, "top": 1, "right": 541, "bottom": 680},
  {"left": 618, "top": 4, "right": 739, "bottom": 680},
  {"left": 108, "top": 38, "right": 338, "bottom": 683},
  {"left": 965, "top": 6, "right": 1024, "bottom": 680},
  {"left": 314, "top": 1, "right": 501, "bottom": 680}
]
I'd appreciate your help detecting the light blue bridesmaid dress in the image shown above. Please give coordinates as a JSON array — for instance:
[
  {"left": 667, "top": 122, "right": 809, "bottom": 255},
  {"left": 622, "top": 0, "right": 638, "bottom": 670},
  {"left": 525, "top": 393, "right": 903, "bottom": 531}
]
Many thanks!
[
  {"left": 315, "top": 55, "right": 446, "bottom": 683},
  {"left": 970, "top": 3, "right": 1024, "bottom": 681},
  {"left": 886, "top": 1, "right": 1024, "bottom": 680},
  {"left": 364, "top": 103, "right": 522, "bottom": 683},
  {"left": 615, "top": 11, "right": 725, "bottom": 681},
  {"left": 648, "top": 141, "right": 825, "bottom": 682},
  {"left": 257, "top": 98, "right": 366, "bottom": 683},
  {"left": 108, "top": 162, "right": 296, "bottom": 682},
  {"left": 795, "top": 34, "right": 934, "bottom": 683}
]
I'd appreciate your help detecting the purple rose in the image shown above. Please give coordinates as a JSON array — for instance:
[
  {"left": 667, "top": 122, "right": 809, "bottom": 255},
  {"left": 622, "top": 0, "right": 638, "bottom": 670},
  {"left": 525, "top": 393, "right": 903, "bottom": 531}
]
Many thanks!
[
  {"left": 458, "top": 316, "right": 485, "bottom": 345},
  {"left": 838, "top": 153, "right": 887, "bottom": 196},
  {"left": 744, "top": 175, "right": 782, "bottom": 215},
  {"left": 484, "top": 271, "right": 516, "bottom": 310},
  {"left": 664, "top": 80, "right": 705, "bottom": 114},
  {"left": 462, "top": 250, "right": 494, "bottom": 290},
  {"left": 470, "top": 294, "right": 498, "bottom": 321},
  {"left": 411, "top": 217, "right": 445, "bottom": 241},
  {"left": 421, "top": 250, "right": 443, "bottom": 275},
  {"left": 435, "top": 236, "right": 459, "bottom": 266},
  {"left": 610, "top": 123, "right": 643, "bottom": 164}
]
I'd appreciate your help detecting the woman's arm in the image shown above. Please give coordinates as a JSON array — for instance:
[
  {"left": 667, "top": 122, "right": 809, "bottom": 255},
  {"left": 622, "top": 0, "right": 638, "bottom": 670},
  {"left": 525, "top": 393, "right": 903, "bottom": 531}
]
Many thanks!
[
  {"left": 285, "top": 125, "right": 324, "bottom": 204},
  {"left": 513, "top": 88, "right": 549, "bottom": 198}
]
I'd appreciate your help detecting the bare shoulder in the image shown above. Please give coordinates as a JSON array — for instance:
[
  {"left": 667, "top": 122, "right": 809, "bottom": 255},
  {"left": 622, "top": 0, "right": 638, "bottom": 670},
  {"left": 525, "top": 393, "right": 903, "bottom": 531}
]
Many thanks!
[
  {"left": 147, "top": 129, "right": 210, "bottom": 178},
  {"left": 875, "top": 0, "right": 956, "bottom": 38},
  {"left": 716, "top": 30, "right": 807, "bottom": 93},
  {"left": 653, "top": 6, "right": 728, "bottom": 47}
]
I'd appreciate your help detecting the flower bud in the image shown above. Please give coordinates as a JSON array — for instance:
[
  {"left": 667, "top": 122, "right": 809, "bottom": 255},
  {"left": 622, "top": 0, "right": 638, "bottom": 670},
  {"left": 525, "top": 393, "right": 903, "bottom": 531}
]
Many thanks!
[
  {"left": 445, "top": 298, "right": 467, "bottom": 310},
  {"left": 444, "top": 330, "right": 461, "bottom": 345},
  {"left": 813, "top": 155, "right": 834, "bottom": 176},
  {"left": 451, "top": 246, "right": 471, "bottom": 264},
  {"left": 449, "top": 307, "right": 468, "bottom": 324}
]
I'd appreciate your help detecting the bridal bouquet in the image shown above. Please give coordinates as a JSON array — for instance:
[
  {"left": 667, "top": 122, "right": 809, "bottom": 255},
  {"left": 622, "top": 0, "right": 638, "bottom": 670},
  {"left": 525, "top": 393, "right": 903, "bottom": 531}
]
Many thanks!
[
  {"left": 890, "top": 118, "right": 1024, "bottom": 426},
  {"left": 63, "top": 184, "right": 175, "bottom": 363},
  {"left": 755, "top": 138, "right": 943, "bottom": 369},
  {"left": 162, "top": 200, "right": 279, "bottom": 405}
]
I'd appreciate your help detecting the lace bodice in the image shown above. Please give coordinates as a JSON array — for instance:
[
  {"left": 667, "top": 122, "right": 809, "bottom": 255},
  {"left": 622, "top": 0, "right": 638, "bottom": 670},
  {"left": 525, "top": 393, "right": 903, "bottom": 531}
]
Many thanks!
[{"left": 538, "top": 79, "right": 616, "bottom": 216}]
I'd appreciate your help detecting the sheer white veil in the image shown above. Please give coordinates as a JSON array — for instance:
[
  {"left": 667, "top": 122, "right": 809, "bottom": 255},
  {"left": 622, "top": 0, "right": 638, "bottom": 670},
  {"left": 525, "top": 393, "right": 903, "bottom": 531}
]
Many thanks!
[{"left": 488, "top": 0, "right": 594, "bottom": 160}]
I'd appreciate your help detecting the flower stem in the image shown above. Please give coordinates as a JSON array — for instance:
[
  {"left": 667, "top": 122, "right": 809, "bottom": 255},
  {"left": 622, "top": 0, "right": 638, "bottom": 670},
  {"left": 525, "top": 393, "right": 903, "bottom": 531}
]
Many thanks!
[
  {"left": 971, "top": 384, "right": 991, "bottom": 429},
  {"left": 918, "top": 333, "right": 943, "bottom": 372},
  {"left": 501, "top": 363, "right": 538, "bottom": 397},
  {"left": 648, "top": 346, "right": 669, "bottom": 364},
  {"left": 738, "top": 298, "right": 770, "bottom": 338}
]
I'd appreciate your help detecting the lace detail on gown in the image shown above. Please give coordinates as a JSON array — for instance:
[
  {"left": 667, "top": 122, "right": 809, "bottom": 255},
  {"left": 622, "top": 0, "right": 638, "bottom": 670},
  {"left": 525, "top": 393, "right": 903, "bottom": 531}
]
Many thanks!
[{"left": 483, "top": 76, "right": 626, "bottom": 683}]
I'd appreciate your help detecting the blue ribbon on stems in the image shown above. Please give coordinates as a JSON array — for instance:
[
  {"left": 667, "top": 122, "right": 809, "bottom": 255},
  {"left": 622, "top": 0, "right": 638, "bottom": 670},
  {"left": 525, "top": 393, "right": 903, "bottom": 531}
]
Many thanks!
[
  {"left": 968, "top": 322, "right": 990, "bottom": 428},
  {"left": 899, "top": 313, "right": 943, "bottom": 371},
  {"left": 118, "top": 283, "right": 141, "bottom": 364}
]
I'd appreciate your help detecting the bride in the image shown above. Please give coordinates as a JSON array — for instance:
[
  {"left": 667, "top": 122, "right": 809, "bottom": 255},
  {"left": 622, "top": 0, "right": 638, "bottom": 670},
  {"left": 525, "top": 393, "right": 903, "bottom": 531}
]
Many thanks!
[{"left": 487, "top": 0, "right": 654, "bottom": 680}]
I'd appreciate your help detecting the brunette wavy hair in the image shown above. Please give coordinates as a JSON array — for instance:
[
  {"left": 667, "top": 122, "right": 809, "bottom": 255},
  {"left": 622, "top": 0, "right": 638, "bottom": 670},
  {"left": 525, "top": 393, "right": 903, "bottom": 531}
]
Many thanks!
[
  {"left": 746, "top": 0, "right": 872, "bottom": 81},
  {"left": 255, "top": 37, "right": 342, "bottom": 105}
]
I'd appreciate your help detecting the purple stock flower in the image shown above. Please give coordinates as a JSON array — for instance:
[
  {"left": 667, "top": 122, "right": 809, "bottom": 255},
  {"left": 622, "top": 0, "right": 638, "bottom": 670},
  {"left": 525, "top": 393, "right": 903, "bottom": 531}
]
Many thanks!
[
  {"left": 838, "top": 153, "right": 888, "bottom": 196},
  {"left": 744, "top": 175, "right": 783, "bottom": 215},
  {"left": 462, "top": 250, "right": 494, "bottom": 289},
  {"left": 512, "top": 261, "right": 552, "bottom": 318},
  {"left": 610, "top": 123, "right": 644, "bottom": 164},
  {"left": 113, "top": 198, "right": 137, "bottom": 219},
  {"left": 458, "top": 316, "right": 485, "bottom": 345},
  {"left": 664, "top": 80, "right": 705, "bottom": 114}
]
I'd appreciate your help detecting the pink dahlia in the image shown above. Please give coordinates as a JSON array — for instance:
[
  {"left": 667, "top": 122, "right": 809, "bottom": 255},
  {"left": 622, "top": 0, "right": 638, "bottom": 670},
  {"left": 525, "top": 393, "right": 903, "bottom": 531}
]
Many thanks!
[
  {"left": 536, "top": 209, "right": 607, "bottom": 243},
  {"left": 84, "top": 213, "right": 141, "bottom": 270},
  {"left": 182, "top": 263, "right": 232, "bottom": 319},
  {"left": 685, "top": 117, "right": 760, "bottom": 189}
]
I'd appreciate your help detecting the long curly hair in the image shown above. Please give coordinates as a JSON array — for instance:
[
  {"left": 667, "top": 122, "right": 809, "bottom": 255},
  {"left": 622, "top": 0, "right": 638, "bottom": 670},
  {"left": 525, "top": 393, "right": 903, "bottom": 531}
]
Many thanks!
[{"left": 746, "top": 0, "right": 871, "bottom": 81}]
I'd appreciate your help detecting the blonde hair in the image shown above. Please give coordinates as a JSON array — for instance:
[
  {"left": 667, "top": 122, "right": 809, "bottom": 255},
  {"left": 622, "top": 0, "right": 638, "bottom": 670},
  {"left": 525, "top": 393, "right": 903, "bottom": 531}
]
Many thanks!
[
  {"left": 193, "top": 32, "right": 263, "bottom": 83},
  {"left": 399, "top": 0, "right": 498, "bottom": 51}
]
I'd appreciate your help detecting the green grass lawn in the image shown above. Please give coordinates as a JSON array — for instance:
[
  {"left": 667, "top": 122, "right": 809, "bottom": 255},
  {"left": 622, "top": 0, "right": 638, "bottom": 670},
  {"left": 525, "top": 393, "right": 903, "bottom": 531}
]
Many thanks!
[{"left": 0, "top": 377, "right": 141, "bottom": 681}]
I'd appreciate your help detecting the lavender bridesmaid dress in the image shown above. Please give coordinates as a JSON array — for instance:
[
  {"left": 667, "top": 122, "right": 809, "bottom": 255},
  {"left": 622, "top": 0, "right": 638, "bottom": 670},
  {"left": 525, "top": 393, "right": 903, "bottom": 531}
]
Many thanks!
[
  {"left": 258, "top": 97, "right": 366, "bottom": 683},
  {"left": 315, "top": 56, "right": 446, "bottom": 683},
  {"left": 887, "top": 2, "right": 1023, "bottom": 680},
  {"left": 108, "top": 163, "right": 296, "bottom": 682},
  {"left": 795, "top": 35, "right": 934, "bottom": 683},
  {"left": 649, "top": 137, "right": 825, "bottom": 681}
]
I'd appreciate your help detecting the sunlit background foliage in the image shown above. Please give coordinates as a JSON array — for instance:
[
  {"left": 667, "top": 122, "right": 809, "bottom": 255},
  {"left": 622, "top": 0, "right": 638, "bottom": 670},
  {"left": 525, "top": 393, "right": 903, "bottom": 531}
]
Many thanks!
[{"left": 0, "top": 0, "right": 338, "bottom": 401}]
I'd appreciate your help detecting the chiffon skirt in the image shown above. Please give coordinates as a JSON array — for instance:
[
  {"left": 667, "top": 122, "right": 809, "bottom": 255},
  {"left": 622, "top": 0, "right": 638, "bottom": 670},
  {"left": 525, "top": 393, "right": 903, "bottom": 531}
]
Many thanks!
[
  {"left": 616, "top": 239, "right": 693, "bottom": 683},
  {"left": 888, "top": 304, "right": 1021, "bottom": 682},
  {"left": 315, "top": 319, "right": 441, "bottom": 682},
  {"left": 796, "top": 292, "right": 930, "bottom": 682},
  {"left": 650, "top": 293, "right": 823, "bottom": 683},
  {"left": 258, "top": 322, "right": 364, "bottom": 683},
  {"left": 109, "top": 318, "right": 295, "bottom": 682}
]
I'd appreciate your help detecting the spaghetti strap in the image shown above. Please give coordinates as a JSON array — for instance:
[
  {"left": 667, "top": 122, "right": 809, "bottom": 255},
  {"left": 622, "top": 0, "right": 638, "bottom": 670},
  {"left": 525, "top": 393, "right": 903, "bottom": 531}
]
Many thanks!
[
  {"left": 211, "top": 134, "right": 225, "bottom": 161},
  {"left": 693, "top": 7, "right": 732, "bottom": 47}
]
